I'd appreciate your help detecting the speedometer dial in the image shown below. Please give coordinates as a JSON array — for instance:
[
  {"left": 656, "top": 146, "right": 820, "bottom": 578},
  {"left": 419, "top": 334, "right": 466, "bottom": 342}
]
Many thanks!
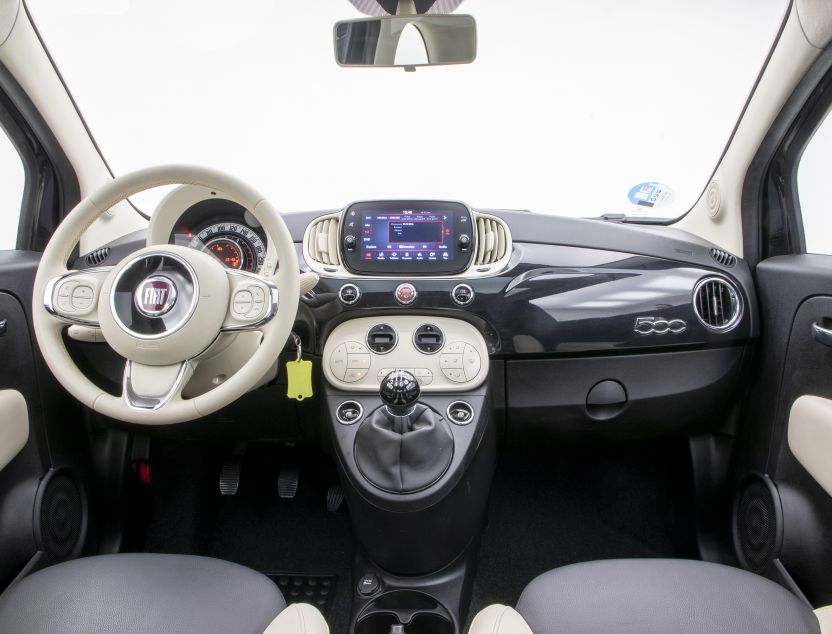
[{"left": 188, "top": 222, "right": 266, "bottom": 273}]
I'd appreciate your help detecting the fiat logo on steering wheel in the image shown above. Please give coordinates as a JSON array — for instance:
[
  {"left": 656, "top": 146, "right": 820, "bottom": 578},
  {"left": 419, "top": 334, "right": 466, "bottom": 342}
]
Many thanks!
[{"left": 134, "top": 276, "right": 177, "bottom": 317}]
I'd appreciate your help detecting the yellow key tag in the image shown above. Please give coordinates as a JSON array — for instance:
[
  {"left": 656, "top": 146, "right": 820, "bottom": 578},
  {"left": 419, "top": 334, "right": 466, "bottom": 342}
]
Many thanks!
[{"left": 286, "top": 360, "right": 313, "bottom": 401}]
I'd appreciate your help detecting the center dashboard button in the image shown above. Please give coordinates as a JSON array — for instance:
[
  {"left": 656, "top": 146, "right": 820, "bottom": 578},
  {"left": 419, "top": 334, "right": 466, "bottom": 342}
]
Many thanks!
[{"left": 394, "top": 283, "right": 417, "bottom": 305}]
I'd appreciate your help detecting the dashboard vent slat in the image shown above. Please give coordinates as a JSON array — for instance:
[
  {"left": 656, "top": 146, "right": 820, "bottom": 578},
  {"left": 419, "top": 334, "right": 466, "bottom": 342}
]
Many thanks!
[
  {"left": 84, "top": 247, "right": 110, "bottom": 267},
  {"left": 709, "top": 247, "right": 737, "bottom": 267},
  {"left": 474, "top": 215, "right": 509, "bottom": 266},
  {"left": 693, "top": 277, "right": 742, "bottom": 332},
  {"left": 306, "top": 215, "right": 341, "bottom": 267}
]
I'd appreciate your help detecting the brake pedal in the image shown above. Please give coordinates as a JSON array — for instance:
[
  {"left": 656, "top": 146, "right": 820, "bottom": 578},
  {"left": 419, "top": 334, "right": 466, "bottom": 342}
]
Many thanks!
[
  {"left": 219, "top": 442, "right": 247, "bottom": 496},
  {"left": 219, "top": 460, "right": 241, "bottom": 496},
  {"left": 326, "top": 482, "right": 344, "bottom": 512},
  {"left": 278, "top": 462, "right": 298, "bottom": 499}
]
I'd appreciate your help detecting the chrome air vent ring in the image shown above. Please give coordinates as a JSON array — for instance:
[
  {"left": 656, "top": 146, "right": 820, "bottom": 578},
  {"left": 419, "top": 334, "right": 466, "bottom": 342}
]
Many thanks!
[{"left": 693, "top": 276, "right": 743, "bottom": 332}]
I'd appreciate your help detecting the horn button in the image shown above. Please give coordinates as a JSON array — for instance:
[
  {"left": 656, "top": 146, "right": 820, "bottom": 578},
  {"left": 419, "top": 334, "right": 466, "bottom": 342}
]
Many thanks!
[
  {"left": 112, "top": 254, "right": 195, "bottom": 337},
  {"left": 99, "top": 247, "right": 230, "bottom": 366}
]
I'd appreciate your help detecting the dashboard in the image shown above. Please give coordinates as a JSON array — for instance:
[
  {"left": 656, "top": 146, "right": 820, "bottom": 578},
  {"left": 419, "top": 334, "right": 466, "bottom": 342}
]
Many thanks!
[{"left": 73, "top": 193, "right": 759, "bottom": 442}]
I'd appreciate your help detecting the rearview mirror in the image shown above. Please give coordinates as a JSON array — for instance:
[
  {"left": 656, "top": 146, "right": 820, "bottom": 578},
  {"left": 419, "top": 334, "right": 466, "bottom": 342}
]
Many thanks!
[{"left": 334, "top": 14, "right": 476, "bottom": 69}]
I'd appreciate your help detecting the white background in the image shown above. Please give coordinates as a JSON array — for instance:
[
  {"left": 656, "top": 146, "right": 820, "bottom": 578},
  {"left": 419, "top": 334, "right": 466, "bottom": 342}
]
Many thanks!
[
  {"left": 798, "top": 111, "right": 832, "bottom": 255},
  {"left": 2, "top": 0, "right": 793, "bottom": 250}
]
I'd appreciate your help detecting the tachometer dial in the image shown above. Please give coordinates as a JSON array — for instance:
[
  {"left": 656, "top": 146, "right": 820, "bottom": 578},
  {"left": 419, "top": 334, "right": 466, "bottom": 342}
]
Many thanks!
[{"left": 188, "top": 222, "right": 266, "bottom": 273}]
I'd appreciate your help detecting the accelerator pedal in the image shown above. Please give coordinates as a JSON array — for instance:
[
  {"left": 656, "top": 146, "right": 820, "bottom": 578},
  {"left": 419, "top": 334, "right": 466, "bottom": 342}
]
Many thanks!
[{"left": 326, "top": 482, "right": 344, "bottom": 512}]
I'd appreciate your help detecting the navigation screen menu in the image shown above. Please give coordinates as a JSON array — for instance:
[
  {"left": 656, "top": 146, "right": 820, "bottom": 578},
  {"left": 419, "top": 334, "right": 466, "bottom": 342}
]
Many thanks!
[
  {"left": 341, "top": 201, "right": 473, "bottom": 275},
  {"left": 361, "top": 210, "right": 453, "bottom": 263}
]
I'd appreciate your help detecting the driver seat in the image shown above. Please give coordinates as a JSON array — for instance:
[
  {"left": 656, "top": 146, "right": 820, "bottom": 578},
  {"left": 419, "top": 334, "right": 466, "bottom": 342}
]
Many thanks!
[{"left": 0, "top": 553, "right": 329, "bottom": 634}]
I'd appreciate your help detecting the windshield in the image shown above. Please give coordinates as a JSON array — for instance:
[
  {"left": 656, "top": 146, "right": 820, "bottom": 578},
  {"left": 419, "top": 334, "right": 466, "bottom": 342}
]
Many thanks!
[{"left": 27, "top": 0, "right": 788, "bottom": 220}]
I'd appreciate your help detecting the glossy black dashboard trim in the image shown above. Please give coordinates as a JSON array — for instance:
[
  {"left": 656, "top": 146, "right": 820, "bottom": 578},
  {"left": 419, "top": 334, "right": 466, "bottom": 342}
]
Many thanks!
[
  {"left": 76, "top": 207, "right": 757, "bottom": 358},
  {"left": 306, "top": 241, "right": 754, "bottom": 357}
]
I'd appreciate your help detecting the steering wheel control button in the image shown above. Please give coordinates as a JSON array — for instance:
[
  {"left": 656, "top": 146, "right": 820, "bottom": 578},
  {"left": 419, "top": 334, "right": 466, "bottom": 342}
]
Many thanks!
[
  {"left": 413, "top": 323, "right": 444, "bottom": 354},
  {"left": 339, "top": 283, "right": 361, "bottom": 305},
  {"left": 336, "top": 401, "right": 363, "bottom": 425},
  {"left": 71, "top": 285, "right": 94, "bottom": 310},
  {"left": 451, "top": 283, "right": 474, "bottom": 306},
  {"left": 366, "top": 324, "right": 397, "bottom": 354},
  {"left": 447, "top": 401, "right": 474, "bottom": 425},
  {"left": 134, "top": 276, "right": 178, "bottom": 317},
  {"left": 357, "top": 574, "right": 380, "bottom": 597},
  {"left": 394, "top": 283, "right": 417, "bottom": 305},
  {"left": 231, "top": 289, "right": 253, "bottom": 317},
  {"left": 330, "top": 344, "right": 348, "bottom": 381},
  {"left": 463, "top": 343, "right": 482, "bottom": 380}
]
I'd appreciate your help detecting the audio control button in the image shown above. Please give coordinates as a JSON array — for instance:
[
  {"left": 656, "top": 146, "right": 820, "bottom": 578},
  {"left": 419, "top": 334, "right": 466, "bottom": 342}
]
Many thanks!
[
  {"left": 330, "top": 344, "right": 348, "bottom": 381},
  {"left": 463, "top": 344, "right": 482, "bottom": 380}
]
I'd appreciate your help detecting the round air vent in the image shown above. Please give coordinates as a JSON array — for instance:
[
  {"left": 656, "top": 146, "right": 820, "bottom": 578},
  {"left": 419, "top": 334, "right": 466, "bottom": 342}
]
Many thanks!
[
  {"left": 693, "top": 276, "right": 742, "bottom": 332},
  {"left": 732, "top": 473, "right": 783, "bottom": 573}
]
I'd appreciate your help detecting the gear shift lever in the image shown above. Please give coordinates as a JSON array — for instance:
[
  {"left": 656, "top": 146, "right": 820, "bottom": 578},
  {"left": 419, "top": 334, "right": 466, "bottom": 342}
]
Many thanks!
[
  {"left": 353, "top": 370, "right": 454, "bottom": 492},
  {"left": 380, "top": 370, "right": 421, "bottom": 427}
]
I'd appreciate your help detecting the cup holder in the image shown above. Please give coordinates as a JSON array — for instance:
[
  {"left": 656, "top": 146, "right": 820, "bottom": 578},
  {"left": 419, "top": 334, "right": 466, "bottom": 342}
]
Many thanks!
[{"left": 355, "top": 590, "right": 454, "bottom": 634}]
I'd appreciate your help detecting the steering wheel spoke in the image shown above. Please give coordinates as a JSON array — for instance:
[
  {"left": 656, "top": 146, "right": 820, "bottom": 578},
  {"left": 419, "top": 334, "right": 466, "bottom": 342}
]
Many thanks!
[
  {"left": 44, "top": 267, "right": 113, "bottom": 326},
  {"left": 221, "top": 269, "right": 279, "bottom": 332},
  {"left": 123, "top": 359, "right": 196, "bottom": 411}
]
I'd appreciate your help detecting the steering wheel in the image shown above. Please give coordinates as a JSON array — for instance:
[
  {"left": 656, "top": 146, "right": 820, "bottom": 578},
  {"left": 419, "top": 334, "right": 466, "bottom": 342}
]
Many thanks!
[{"left": 32, "top": 166, "right": 300, "bottom": 425}]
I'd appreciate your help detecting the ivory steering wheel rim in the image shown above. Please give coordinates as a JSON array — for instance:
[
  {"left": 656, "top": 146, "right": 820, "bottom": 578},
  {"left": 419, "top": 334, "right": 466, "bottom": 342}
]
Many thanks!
[{"left": 32, "top": 165, "right": 300, "bottom": 425}]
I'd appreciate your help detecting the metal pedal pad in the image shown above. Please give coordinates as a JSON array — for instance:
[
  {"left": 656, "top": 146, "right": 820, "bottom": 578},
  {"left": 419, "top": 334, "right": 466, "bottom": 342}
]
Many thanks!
[
  {"left": 326, "top": 482, "right": 344, "bottom": 512},
  {"left": 219, "top": 460, "right": 241, "bottom": 496},
  {"left": 277, "top": 462, "right": 298, "bottom": 499}
]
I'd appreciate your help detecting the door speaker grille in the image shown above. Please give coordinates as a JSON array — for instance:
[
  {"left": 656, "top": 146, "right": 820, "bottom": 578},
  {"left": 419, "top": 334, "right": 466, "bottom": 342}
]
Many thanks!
[
  {"left": 34, "top": 468, "right": 86, "bottom": 561},
  {"left": 732, "top": 473, "right": 782, "bottom": 573}
]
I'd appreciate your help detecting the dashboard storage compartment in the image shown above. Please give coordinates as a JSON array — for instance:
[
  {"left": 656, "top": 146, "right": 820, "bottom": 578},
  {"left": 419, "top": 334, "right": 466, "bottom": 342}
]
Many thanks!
[{"left": 506, "top": 347, "right": 745, "bottom": 441}]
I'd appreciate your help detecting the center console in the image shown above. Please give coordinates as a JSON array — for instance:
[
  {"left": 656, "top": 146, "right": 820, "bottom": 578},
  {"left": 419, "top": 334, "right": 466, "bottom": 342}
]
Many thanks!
[{"left": 322, "top": 315, "right": 496, "bottom": 633}]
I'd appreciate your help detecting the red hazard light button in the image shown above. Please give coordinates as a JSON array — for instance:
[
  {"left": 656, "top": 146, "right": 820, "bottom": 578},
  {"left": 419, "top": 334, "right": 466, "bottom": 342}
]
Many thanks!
[{"left": 395, "top": 283, "right": 417, "bottom": 305}]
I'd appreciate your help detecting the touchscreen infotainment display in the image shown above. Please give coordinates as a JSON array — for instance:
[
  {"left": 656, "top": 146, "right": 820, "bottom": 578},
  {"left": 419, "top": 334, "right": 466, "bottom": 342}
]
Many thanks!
[
  {"left": 340, "top": 201, "right": 473, "bottom": 275},
  {"left": 362, "top": 210, "right": 453, "bottom": 263}
]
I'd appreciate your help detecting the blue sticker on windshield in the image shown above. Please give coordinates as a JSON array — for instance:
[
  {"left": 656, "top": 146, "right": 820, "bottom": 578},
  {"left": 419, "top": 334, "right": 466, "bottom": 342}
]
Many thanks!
[{"left": 628, "top": 182, "right": 673, "bottom": 209}]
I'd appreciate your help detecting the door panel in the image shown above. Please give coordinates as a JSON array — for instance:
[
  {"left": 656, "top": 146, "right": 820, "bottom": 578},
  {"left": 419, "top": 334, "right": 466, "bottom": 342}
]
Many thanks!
[
  {"left": 740, "top": 255, "right": 832, "bottom": 606},
  {"left": 0, "top": 253, "right": 91, "bottom": 588}
]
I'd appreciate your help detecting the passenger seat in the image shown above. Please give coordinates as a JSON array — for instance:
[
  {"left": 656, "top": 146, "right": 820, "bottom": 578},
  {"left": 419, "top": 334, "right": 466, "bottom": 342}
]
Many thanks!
[{"left": 469, "top": 559, "right": 828, "bottom": 634}]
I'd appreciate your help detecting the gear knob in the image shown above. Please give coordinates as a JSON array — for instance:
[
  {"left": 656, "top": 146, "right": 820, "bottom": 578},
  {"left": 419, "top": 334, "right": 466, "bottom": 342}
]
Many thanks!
[{"left": 379, "top": 370, "right": 420, "bottom": 416}]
